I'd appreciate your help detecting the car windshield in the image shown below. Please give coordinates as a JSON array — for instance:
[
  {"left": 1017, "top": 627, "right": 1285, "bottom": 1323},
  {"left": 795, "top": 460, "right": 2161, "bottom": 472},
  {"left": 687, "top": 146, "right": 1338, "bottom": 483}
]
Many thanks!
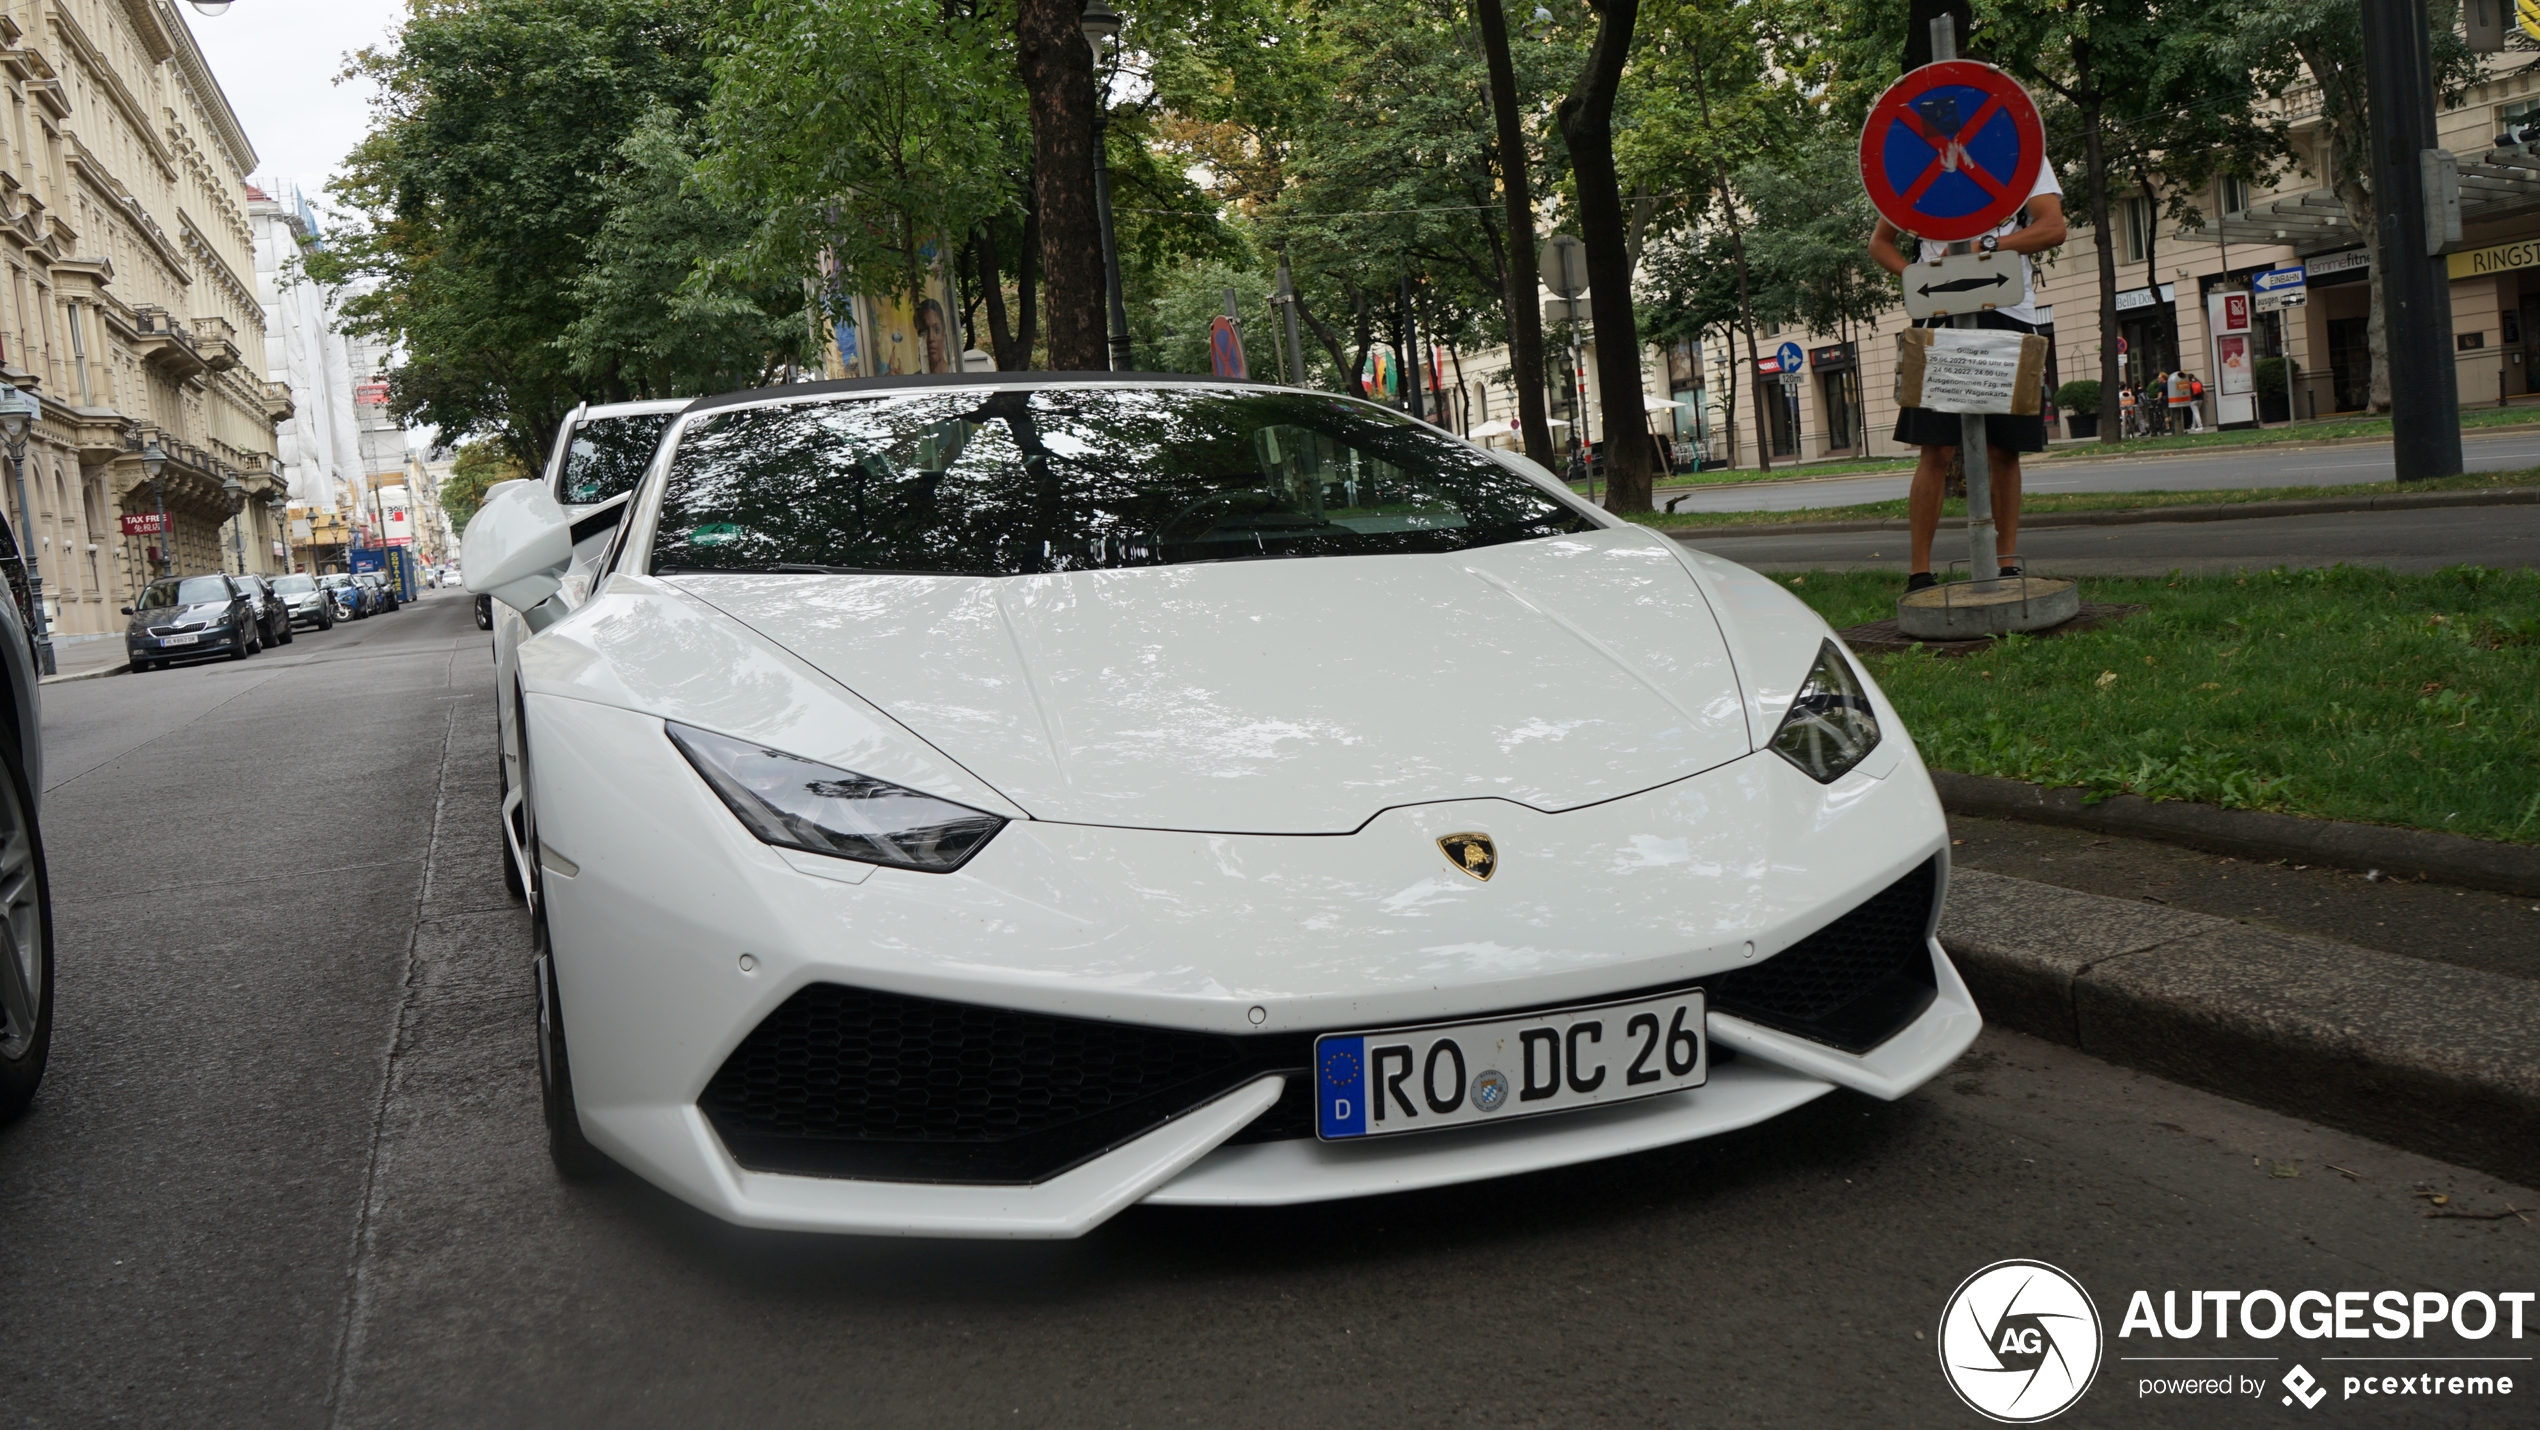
[
  {"left": 650, "top": 387, "right": 1593, "bottom": 577},
  {"left": 272, "top": 575, "right": 315, "bottom": 593},
  {"left": 559, "top": 411, "right": 675, "bottom": 506},
  {"left": 137, "top": 576, "right": 231, "bottom": 610},
  {"left": 317, "top": 575, "right": 352, "bottom": 588}
]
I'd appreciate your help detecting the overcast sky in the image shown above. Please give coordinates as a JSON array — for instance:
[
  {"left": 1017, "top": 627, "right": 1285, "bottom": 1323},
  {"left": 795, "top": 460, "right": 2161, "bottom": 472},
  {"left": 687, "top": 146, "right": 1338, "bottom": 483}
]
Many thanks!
[{"left": 182, "top": 0, "right": 409, "bottom": 214}]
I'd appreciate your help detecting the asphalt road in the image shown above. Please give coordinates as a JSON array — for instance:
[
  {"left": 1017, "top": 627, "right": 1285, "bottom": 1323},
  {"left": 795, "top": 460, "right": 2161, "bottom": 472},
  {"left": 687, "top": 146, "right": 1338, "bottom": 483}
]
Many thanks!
[
  {"left": 1678, "top": 502, "right": 2540, "bottom": 575},
  {"left": 1661, "top": 426, "right": 2540, "bottom": 514},
  {"left": 5, "top": 590, "right": 2534, "bottom": 1428}
]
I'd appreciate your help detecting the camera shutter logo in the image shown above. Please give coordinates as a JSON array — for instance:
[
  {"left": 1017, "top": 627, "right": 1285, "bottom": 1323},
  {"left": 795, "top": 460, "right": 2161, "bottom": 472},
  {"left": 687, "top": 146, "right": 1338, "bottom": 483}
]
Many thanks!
[{"left": 1938, "top": 1260, "right": 2103, "bottom": 1422}]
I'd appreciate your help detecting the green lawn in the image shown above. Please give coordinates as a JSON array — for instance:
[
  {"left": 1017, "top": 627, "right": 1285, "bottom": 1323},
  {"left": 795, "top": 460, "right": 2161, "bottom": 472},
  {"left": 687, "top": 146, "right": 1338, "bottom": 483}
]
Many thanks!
[
  {"left": 1638, "top": 401, "right": 2540, "bottom": 493},
  {"left": 1775, "top": 566, "right": 2540, "bottom": 845},
  {"left": 1629, "top": 468, "right": 2537, "bottom": 530}
]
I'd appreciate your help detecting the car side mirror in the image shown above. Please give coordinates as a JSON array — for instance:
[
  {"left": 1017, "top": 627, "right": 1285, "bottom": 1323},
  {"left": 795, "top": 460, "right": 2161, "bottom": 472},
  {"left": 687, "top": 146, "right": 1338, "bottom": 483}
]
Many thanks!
[
  {"left": 462, "top": 479, "right": 574, "bottom": 618},
  {"left": 120, "top": 605, "right": 132, "bottom": 615}
]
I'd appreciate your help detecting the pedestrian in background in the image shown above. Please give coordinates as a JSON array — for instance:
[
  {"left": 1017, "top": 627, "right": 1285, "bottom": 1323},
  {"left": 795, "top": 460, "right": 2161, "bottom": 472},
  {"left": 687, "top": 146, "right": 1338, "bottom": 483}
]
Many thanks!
[{"left": 1868, "top": 161, "right": 2068, "bottom": 592}]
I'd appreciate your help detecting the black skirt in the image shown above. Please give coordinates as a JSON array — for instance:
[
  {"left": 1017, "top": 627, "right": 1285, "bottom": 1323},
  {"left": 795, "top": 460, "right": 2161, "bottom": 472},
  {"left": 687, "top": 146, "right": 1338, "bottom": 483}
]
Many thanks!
[{"left": 1892, "top": 311, "right": 2049, "bottom": 453}]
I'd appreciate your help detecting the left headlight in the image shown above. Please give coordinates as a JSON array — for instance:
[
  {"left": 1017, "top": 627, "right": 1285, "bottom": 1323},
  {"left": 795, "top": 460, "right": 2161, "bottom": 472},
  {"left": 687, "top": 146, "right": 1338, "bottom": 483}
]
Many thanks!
[
  {"left": 666, "top": 722, "right": 1006, "bottom": 873},
  {"left": 1769, "top": 639, "right": 1881, "bottom": 783}
]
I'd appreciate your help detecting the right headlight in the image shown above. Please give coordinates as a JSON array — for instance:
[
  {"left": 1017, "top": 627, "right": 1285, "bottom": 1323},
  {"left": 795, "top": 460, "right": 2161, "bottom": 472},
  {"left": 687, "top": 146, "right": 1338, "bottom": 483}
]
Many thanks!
[
  {"left": 666, "top": 722, "right": 1006, "bottom": 873},
  {"left": 1769, "top": 639, "right": 1881, "bottom": 783}
]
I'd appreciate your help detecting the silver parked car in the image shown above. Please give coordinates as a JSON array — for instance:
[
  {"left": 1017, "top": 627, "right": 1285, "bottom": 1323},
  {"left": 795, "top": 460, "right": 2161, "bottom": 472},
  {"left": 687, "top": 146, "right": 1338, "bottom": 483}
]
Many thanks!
[{"left": 269, "top": 572, "right": 336, "bottom": 631}]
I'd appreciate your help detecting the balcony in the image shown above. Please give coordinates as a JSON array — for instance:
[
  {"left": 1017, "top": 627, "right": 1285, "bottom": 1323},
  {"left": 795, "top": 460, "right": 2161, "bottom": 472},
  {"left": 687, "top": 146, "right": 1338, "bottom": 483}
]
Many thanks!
[
  {"left": 189, "top": 314, "right": 239, "bottom": 372},
  {"left": 130, "top": 306, "right": 206, "bottom": 381}
]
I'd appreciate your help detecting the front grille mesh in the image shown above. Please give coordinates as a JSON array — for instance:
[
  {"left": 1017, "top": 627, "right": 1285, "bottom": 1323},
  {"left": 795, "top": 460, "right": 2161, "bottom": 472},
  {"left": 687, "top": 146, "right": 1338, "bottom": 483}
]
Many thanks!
[
  {"left": 1709, "top": 858, "right": 1940, "bottom": 1051},
  {"left": 702, "top": 984, "right": 1243, "bottom": 1146}
]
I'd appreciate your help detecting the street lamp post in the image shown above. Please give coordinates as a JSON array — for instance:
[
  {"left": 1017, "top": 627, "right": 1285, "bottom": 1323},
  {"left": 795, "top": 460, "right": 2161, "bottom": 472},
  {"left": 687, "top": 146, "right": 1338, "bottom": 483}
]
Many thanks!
[
  {"left": 0, "top": 385, "right": 52, "bottom": 675},
  {"left": 142, "top": 441, "right": 170, "bottom": 583},
  {"left": 220, "top": 469, "right": 246, "bottom": 575},
  {"left": 1081, "top": 0, "right": 1135, "bottom": 373}
]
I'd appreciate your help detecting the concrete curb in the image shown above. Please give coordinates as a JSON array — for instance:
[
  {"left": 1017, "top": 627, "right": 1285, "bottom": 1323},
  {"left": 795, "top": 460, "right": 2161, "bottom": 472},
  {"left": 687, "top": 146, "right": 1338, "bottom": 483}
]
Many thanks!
[
  {"left": 1932, "top": 772, "right": 2540, "bottom": 899},
  {"left": 1940, "top": 870, "right": 2540, "bottom": 1189},
  {"left": 1660, "top": 485, "right": 2539, "bottom": 540},
  {"left": 39, "top": 662, "right": 126, "bottom": 685}
]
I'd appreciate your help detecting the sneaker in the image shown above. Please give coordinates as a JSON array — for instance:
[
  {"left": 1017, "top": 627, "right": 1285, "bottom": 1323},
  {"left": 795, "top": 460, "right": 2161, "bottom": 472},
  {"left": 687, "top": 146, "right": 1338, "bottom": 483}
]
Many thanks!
[
  {"left": 1997, "top": 564, "right": 2023, "bottom": 579},
  {"left": 1905, "top": 572, "right": 1938, "bottom": 593}
]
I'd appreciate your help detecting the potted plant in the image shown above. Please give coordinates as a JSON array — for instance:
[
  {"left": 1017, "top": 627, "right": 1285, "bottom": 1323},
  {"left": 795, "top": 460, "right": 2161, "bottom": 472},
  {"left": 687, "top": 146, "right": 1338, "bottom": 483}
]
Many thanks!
[
  {"left": 2056, "top": 378, "right": 2102, "bottom": 437},
  {"left": 2253, "top": 356, "right": 2300, "bottom": 423}
]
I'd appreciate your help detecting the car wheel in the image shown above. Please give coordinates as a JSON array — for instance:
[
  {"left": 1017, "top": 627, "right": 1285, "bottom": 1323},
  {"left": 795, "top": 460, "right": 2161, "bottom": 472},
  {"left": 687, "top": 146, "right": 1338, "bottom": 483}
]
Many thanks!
[
  {"left": 473, "top": 595, "right": 493, "bottom": 631},
  {"left": 229, "top": 636, "right": 252, "bottom": 660},
  {"left": 534, "top": 952, "right": 612, "bottom": 1180},
  {"left": 277, "top": 620, "right": 294, "bottom": 645},
  {"left": 318, "top": 610, "right": 334, "bottom": 631},
  {"left": 0, "top": 727, "right": 56, "bottom": 1125}
]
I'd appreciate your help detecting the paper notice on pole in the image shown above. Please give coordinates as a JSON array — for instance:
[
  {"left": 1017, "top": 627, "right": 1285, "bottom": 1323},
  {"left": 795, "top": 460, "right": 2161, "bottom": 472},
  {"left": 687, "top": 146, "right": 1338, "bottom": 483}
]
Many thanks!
[{"left": 1894, "top": 328, "right": 2046, "bottom": 414}]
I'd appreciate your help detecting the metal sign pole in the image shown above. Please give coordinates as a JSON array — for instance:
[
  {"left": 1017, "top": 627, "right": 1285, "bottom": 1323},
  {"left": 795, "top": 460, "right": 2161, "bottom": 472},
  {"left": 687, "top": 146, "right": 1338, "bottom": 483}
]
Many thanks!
[{"left": 1931, "top": 18, "right": 2002, "bottom": 593}]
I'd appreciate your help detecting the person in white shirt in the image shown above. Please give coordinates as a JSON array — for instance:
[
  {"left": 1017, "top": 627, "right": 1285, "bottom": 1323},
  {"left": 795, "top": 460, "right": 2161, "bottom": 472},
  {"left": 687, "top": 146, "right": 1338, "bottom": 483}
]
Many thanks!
[{"left": 1869, "top": 163, "right": 2067, "bottom": 592}]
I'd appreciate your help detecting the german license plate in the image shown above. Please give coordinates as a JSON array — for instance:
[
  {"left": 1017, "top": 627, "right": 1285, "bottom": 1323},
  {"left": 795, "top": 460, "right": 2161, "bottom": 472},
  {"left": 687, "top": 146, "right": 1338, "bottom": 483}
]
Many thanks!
[
  {"left": 159, "top": 633, "right": 198, "bottom": 646},
  {"left": 1314, "top": 988, "right": 1705, "bottom": 1141}
]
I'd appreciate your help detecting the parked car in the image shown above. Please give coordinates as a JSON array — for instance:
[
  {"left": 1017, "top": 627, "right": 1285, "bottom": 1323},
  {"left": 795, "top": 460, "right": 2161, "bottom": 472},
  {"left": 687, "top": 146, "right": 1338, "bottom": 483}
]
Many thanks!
[
  {"left": 470, "top": 375, "right": 1968, "bottom": 1230},
  {"left": 316, "top": 572, "right": 369, "bottom": 620},
  {"left": 233, "top": 573, "right": 295, "bottom": 648},
  {"left": 124, "top": 573, "right": 259, "bottom": 669},
  {"left": 356, "top": 572, "right": 400, "bottom": 613},
  {"left": 269, "top": 573, "right": 336, "bottom": 631},
  {"left": 0, "top": 503, "right": 54, "bottom": 1124}
]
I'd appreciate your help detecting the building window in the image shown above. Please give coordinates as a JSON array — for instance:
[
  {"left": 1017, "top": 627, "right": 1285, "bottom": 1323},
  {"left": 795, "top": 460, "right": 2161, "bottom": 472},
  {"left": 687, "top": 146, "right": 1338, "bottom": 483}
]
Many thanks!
[
  {"left": 2219, "top": 175, "right": 2251, "bottom": 216},
  {"left": 2121, "top": 196, "right": 2154, "bottom": 265},
  {"left": 2502, "top": 97, "right": 2540, "bottom": 145}
]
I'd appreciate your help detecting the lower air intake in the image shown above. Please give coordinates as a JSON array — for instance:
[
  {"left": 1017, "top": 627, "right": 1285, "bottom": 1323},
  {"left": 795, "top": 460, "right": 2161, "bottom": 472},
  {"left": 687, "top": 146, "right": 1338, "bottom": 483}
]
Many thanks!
[
  {"left": 1709, "top": 857, "right": 1941, "bottom": 1052},
  {"left": 700, "top": 984, "right": 1292, "bottom": 1184}
]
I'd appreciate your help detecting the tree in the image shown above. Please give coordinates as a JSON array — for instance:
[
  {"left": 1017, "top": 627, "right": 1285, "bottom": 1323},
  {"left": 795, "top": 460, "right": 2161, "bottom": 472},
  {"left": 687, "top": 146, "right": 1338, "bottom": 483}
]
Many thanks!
[
  {"left": 438, "top": 441, "right": 527, "bottom": 536},
  {"left": 699, "top": 0, "right": 1016, "bottom": 349},
  {"left": 309, "top": 0, "right": 722, "bottom": 468},
  {"left": 2231, "top": 0, "right": 2475, "bottom": 413},
  {"left": 1019, "top": 0, "right": 1109, "bottom": 367},
  {"left": 567, "top": 106, "right": 810, "bottom": 396},
  {"left": 1554, "top": 0, "right": 1656, "bottom": 509},
  {"left": 1475, "top": 0, "right": 1558, "bottom": 467}
]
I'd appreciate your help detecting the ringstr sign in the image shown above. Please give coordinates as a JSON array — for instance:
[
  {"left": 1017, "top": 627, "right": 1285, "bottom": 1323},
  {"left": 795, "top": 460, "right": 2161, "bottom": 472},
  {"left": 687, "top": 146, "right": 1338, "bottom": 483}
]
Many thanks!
[{"left": 1859, "top": 61, "right": 2045, "bottom": 243}]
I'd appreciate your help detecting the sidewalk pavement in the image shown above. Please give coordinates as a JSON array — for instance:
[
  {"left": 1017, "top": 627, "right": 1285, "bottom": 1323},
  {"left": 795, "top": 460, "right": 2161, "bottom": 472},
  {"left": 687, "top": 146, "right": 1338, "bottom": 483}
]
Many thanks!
[
  {"left": 39, "top": 634, "right": 126, "bottom": 684},
  {"left": 1939, "top": 867, "right": 2540, "bottom": 1189}
]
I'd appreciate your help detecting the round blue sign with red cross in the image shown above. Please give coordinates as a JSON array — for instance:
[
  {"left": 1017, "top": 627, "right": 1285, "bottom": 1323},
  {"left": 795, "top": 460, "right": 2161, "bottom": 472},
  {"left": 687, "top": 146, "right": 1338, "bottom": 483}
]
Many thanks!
[{"left": 1859, "top": 61, "right": 2045, "bottom": 243}]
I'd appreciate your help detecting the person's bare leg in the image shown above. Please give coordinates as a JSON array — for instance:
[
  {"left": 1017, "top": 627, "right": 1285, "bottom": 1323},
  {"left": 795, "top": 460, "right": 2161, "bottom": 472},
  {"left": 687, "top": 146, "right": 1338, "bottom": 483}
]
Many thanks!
[
  {"left": 1990, "top": 446, "right": 2022, "bottom": 572},
  {"left": 1908, "top": 444, "right": 1952, "bottom": 573}
]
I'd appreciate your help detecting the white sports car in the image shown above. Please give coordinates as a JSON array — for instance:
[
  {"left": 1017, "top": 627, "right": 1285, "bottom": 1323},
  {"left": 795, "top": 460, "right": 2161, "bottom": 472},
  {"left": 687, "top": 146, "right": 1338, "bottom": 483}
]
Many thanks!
[{"left": 465, "top": 374, "right": 1978, "bottom": 1239}]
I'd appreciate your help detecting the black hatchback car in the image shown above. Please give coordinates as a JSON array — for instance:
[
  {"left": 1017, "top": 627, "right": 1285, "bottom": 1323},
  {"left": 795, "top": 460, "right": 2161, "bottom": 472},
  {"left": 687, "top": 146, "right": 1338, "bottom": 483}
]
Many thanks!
[{"left": 124, "top": 574, "right": 260, "bottom": 669}]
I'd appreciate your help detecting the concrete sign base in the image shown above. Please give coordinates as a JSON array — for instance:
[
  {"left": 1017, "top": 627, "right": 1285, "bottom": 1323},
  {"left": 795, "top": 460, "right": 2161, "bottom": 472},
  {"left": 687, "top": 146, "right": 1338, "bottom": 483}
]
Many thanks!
[{"left": 1895, "top": 574, "right": 2082, "bottom": 639}]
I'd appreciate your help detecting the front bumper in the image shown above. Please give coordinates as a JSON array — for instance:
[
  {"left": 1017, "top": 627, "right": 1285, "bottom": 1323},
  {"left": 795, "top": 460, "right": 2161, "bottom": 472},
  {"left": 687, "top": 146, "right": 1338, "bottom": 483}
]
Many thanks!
[
  {"left": 532, "top": 696, "right": 1973, "bottom": 1238},
  {"left": 129, "top": 628, "right": 245, "bottom": 659}
]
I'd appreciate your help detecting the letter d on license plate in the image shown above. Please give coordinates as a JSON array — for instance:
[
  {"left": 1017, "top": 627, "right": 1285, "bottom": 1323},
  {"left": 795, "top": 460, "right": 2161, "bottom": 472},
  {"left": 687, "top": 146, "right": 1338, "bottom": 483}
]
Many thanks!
[{"left": 1315, "top": 989, "right": 1705, "bottom": 1141}]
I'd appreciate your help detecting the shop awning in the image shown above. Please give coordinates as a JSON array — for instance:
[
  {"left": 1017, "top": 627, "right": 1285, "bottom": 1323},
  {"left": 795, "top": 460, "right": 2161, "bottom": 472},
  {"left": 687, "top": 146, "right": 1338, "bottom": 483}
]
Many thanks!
[{"left": 2171, "top": 142, "right": 2540, "bottom": 254}]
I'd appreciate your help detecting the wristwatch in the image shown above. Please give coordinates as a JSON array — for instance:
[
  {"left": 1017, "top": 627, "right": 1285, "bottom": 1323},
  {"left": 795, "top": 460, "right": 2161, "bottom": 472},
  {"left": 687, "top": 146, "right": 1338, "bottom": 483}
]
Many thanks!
[{"left": 1978, "top": 233, "right": 2001, "bottom": 254}]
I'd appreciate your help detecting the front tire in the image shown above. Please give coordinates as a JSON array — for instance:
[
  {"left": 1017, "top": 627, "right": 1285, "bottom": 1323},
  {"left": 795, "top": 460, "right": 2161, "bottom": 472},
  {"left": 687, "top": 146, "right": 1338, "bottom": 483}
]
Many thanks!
[
  {"left": 0, "top": 730, "right": 55, "bottom": 1125},
  {"left": 534, "top": 953, "right": 611, "bottom": 1180}
]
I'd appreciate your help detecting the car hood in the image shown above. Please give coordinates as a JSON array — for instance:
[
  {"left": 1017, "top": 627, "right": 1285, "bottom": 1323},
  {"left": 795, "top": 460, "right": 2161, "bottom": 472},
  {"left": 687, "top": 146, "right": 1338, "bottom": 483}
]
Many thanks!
[
  {"left": 130, "top": 603, "right": 228, "bottom": 628},
  {"left": 668, "top": 528, "right": 1755, "bottom": 835}
]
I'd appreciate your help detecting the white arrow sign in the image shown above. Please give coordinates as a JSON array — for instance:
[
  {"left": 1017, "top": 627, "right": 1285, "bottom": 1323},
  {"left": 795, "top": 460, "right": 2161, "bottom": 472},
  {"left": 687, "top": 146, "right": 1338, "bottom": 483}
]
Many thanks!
[{"left": 1900, "top": 251, "right": 2030, "bottom": 321}]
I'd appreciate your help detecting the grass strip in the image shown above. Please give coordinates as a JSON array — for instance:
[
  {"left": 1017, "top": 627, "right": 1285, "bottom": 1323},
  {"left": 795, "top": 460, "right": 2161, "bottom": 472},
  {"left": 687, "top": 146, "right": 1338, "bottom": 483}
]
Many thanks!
[
  {"left": 1622, "top": 402, "right": 2540, "bottom": 495},
  {"left": 1770, "top": 566, "right": 2540, "bottom": 845},
  {"left": 1628, "top": 468, "right": 2536, "bottom": 530}
]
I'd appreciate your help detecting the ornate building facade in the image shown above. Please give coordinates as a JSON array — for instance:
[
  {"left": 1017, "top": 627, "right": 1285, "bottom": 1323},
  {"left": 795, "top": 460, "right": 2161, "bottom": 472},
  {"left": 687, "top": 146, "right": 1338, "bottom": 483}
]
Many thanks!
[{"left": 0, "top": 0, "right": 284, "bottom": 646}]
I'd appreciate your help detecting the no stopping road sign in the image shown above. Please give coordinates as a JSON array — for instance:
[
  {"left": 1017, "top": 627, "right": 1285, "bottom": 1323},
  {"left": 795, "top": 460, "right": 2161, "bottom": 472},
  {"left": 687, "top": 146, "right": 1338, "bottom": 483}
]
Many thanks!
[{"left": 1860, "top": 61, "right": 2045, "bottom": 243}]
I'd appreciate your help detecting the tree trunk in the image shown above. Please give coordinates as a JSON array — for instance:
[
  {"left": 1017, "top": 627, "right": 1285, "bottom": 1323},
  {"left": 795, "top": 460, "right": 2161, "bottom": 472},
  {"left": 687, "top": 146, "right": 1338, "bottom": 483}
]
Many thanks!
[
  {"left": 1554, "top": 0, "right": 1653, "bottom": 512},
  {"left": 1291, "top": 287, "right": 1356, "bottom": 390},
  {"left": 2342, "top": 173, "right": 2390, "bottom": 412},
  {"left": 1017, "top": 0, "right": 1106, "bottom": 370},
  {"left": 1473, "top": 0, "right": 1557, "bottom": 469},
  {"left": 1017, "top": 193, "right": 1041, "bottom": 363},
  {"left": 976, "top": 224, "right": 1021, "bottom": 370},
  {"left": 1729, "top": 225, "right": 1766, "bottom": 471},
  {"left": 2078, "top": 46, "right": 2122, "bottom": 445},
  {"left": 1719, "top": 322, "right": 1739, "bottom": 468},
  {"left": 1350, "top": 288, "right": 1375, "bottom": 397}
]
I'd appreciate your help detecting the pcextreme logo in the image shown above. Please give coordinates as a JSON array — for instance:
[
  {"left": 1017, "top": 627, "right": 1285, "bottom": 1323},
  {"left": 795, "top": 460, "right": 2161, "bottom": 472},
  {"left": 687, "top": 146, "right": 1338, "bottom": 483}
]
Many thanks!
[{"left": 1938, "top": 1260, "right": 2104, "bottom": 1422}]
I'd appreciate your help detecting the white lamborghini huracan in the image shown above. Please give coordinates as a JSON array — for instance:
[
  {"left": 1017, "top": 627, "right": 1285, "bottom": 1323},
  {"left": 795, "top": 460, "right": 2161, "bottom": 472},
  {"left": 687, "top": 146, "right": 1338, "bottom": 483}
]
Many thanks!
[{"left": 464, "top": 374, "right": 1978, "bottom": 1238}]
